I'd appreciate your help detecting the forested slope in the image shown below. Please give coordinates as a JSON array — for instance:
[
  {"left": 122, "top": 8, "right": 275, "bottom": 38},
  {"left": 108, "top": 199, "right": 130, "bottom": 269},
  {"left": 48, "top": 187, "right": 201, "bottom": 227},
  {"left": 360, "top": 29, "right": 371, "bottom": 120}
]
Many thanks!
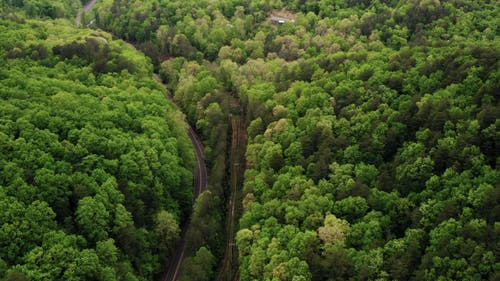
[{"left": 0, "top": 16, "right": 195, "bottom": 281}]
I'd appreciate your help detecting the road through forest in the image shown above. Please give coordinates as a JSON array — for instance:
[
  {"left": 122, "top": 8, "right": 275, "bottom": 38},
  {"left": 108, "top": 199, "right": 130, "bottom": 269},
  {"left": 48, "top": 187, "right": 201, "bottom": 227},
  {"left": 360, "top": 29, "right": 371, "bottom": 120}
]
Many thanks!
[
  {"left": 153, "top": 75, "right": 208, "bottom": 281},
  {"left": 161, "top": 126, "right": 208, "bottom": 281}
]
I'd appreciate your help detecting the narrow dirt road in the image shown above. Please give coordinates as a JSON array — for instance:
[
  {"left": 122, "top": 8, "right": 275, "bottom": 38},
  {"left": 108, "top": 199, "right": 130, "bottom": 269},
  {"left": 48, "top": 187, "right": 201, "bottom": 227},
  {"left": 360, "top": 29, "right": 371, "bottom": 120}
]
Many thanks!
[
  {"left": 75, "top": 0, "right": 97, "bottom": 26},
  {"left": 218, "top": 109, "right": 245, "bottom": 281},
  {"left": 83, "top": 0, "right": 98, "bottom": 13}
]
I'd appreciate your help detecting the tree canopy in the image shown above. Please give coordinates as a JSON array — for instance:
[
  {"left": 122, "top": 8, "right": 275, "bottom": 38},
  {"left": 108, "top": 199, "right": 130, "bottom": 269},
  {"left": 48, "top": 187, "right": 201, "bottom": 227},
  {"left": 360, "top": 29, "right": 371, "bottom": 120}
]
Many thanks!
[
  {"left": 0, "top": 15, "right": 194, "bottom": 281},
  {"left": 94, "top": 0, "right": 499, "bottom": 279},
  {"left": 1, "top": 0, "right": 499, "bottom": 280}
]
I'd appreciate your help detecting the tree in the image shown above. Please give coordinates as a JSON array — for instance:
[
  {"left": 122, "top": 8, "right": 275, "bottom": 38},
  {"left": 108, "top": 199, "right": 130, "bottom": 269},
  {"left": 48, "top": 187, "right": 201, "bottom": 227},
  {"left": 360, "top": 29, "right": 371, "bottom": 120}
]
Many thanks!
[
  {"left": 73, "top": 249, "right": 101, "bottom": 280},
  {"left": 317, "top": 214, "right": 350, "bottom": 245},
  {"left": 154, "top": 210, "right": 180, "bottom": 254},
  {"left": 236, "top": 229, "right": 254, "bottom": 256},
  {"left": 333, "top": 196, "right": 369, "bottom": 221},
  {"left": 178, "top": 247, "right": 216, "bottom": 281},
  {"left": 96, "top": 239, "right": 119, "bottom": 267},
  {"left": 2, "top": 271, "right": 30, "bottom": 281},
  {"left": 76, "top": 196, "right": 110, "bottom": 244}
]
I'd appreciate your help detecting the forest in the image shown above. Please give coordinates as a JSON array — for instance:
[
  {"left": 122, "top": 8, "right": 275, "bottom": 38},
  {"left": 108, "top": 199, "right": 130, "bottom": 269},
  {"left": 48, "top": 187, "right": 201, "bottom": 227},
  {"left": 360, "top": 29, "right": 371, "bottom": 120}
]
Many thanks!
[
  {"left": 1, "top": 0, "right": 500, "bottom": 280},
  {"left": 0, "top": 3, "right": 196, "bottom": 280}
]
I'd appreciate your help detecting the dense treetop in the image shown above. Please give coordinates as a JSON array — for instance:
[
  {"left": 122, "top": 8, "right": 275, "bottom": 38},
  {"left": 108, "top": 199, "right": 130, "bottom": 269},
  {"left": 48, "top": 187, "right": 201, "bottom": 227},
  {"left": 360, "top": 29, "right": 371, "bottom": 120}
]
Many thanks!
[
  {"left": 93, "top": 0, "right": 499, "bottom": 280},
  {"left": 0, "top": 0, "right": 499, "bottom": 280},
  {"left": 0, "top": 0, "right": 82, "bottom": 19},
  {"left": 0, "top": 16, "right": 194, "bottom": 281}
]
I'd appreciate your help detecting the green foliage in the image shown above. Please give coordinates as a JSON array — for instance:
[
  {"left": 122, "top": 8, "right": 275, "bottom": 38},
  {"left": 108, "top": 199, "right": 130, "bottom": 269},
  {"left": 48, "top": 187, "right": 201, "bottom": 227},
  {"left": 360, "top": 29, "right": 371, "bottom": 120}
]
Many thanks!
[
  {"left": 0, "top": 0, "right": 81, "bottom": 19},
  {"left": 195, "top": 1, "right": 499, "bottom": 280},
  {"left": 0, "top": 18, "right": 194, "bottom": 280},
  {"left": 178, "top": 247, "right": 216, "bottom": 281},
  {"left": 154, "top": 210, "right": 180, "bottom": 261},
  {"left": 3, "top": 0, "right": 500, "bottom": 280}
]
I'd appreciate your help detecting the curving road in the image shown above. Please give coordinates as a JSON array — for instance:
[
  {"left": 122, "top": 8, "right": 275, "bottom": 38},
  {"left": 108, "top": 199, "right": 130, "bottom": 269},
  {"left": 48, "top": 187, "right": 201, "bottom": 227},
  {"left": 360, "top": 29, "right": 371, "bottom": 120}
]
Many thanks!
[
  {"left": 161, "top": 118, "right": 208, "bottom": 281},
  {"left": 155, "top": 74, "right": 208, "bottom": 281},
  {"left": 161, "top": 126, "right": 207, "bottom": 281},
  {"left": 188, "top": 128, "right": 208, "bottom": 198}
]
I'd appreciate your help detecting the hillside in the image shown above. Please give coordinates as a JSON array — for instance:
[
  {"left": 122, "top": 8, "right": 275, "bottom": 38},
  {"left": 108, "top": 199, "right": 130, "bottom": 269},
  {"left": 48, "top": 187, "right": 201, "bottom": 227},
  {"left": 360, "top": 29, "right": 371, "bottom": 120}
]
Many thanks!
[{"left": 0, "top": 16, "right": 194, "bottom": 281}]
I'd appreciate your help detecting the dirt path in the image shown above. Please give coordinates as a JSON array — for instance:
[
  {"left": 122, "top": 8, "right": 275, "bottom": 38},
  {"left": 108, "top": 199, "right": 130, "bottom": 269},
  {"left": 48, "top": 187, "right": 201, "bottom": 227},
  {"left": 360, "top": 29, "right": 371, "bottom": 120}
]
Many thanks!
[
  {"left": 83, "top": 0, "right": 97, "bottom": 13},
  {"left": 75, "top": 0, "right": 97, "bottom": 26},
  {"left": 218, "top": 100, "right": 246, "bottom": 281}
]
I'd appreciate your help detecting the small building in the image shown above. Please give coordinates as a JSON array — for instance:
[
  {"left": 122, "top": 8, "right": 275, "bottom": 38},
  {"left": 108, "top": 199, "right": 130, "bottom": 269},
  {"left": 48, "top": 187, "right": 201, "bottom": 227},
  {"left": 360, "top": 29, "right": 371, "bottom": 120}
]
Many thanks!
[
  {"left": 269, "top": 10, "right": 296, "bottom": 25},
  {"left": 270, "top": 16, "right": 295, "bottom": 24}
]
